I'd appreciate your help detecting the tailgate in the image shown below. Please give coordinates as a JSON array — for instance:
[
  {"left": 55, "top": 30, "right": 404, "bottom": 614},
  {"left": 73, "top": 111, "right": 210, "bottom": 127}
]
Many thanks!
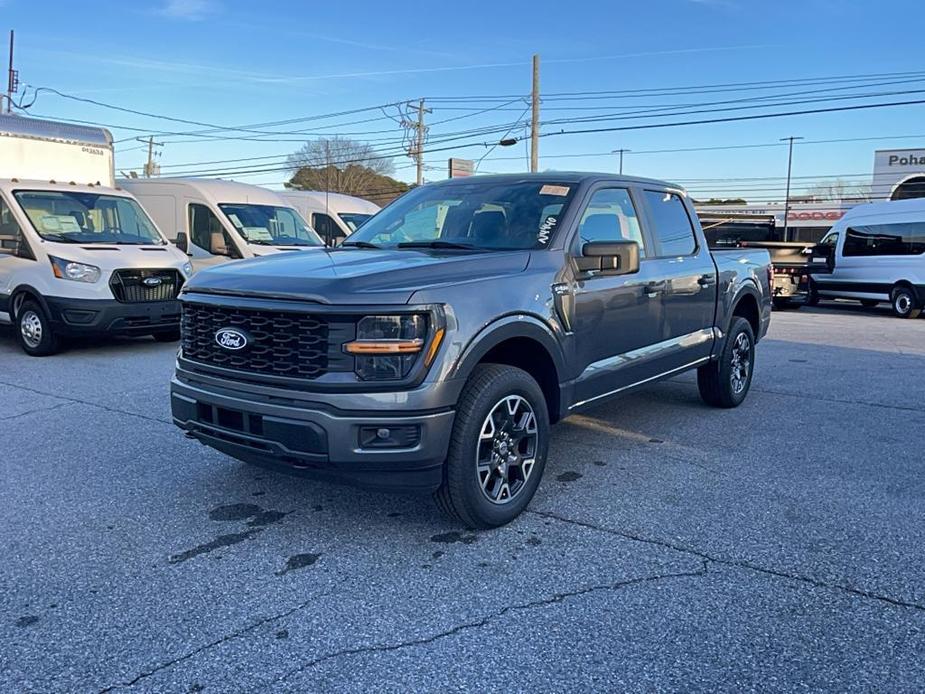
[{"left": 741, "top": 241, "right": 833, "bottom": 274}]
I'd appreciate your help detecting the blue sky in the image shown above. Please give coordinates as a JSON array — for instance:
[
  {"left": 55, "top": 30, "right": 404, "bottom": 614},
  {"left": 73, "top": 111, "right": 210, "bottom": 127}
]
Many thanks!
[{"left": 3, "top": 0, "right": 924, "bottom": 200}]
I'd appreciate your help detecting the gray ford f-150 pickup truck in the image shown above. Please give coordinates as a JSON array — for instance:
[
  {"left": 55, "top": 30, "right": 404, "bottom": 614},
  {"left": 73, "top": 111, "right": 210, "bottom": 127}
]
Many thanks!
[{"left": 171, "top": 173, "right": 771, "bottom": 527}]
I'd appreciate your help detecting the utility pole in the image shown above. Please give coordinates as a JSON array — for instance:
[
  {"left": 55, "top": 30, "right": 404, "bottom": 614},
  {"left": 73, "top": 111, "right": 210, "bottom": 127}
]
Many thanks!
[
  {"left": 414, "top": 99, "right": 431, "bottom": 186},
  {"left": 530, "top": 54, "right": 540, "bottom": 173},
  {"left": 612, "top": 148, "right": 631, "bottom": 175},
  {"left": 141, "top": 136, "right": 164, "bottom": 177},
  {"left": 6, "top": 30, "right": 18, "bottom": 113},
  {"left": 780, "top": 136, "right": 804, "bottom": 242}
]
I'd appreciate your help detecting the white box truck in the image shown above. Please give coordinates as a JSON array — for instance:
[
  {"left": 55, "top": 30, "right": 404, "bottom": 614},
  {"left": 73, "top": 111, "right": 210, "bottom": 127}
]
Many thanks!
[
  {"left": 120, "top": 178, "right": 325, "bottom": 271},
  {"left": 0, "top": 114, "right": 193, "bottom": 355},
  {"left": 278, "top": 190, "right": 380, "bottom": 246}
]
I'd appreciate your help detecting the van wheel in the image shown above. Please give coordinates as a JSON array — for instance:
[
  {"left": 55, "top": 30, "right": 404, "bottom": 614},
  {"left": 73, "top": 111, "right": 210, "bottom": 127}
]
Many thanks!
[
  {"left": 16, "top": 299, "right": 61, "bottom": 356},
  {"left": 805, "top": 280, "right": 820, "bottom": 306},
  {"left": 434, "top": 364, "right": 549, "bottom": 529},
  {"left": 891, "top": 286, "right": 921, "bottom": 319},
  {"left": 697, "top": 317, "right": 755, "bottom": 408},
  {"left": 153, "top": 329, "right": 182, "bottom": 343}
]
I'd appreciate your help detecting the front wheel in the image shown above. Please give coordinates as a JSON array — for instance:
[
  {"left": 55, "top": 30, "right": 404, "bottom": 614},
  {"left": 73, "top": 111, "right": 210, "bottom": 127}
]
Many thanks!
[
  {"left": 697, "top": 317, "right": 756, "bottom": 408},
  {"left": 891, "top": 286, "right": 921, "bottom": 319},
  {"left": 434, "top": 364, "right": 549, "bottom": 529},
  {"left": 16, "top": 299, "right": 61, "bottom": 357}
]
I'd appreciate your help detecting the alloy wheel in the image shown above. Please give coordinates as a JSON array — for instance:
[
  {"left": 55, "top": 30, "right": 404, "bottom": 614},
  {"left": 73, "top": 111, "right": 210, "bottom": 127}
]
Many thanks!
[
  {"left": 729, "top": 332, "right": 751, "bottom": 395},
  {"left": 475, "top": 395, "right": 539, "bottom": 505}
]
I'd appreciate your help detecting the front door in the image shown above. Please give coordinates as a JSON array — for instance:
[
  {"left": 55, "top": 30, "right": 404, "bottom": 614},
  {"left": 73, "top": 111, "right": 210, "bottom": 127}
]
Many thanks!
[{"left": 569, "top": 186, "right": 665, "bottom": 406}]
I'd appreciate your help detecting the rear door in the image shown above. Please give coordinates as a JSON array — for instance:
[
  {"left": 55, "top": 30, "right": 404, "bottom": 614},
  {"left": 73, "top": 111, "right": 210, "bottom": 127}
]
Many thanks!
[{"left": 638, "top": 190, "right": 716, "bottom": 372}]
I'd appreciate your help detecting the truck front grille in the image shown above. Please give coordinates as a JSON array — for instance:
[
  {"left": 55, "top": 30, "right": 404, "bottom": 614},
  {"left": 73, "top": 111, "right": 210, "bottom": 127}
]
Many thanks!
[
  {"left": 110, "top": 269, "right": 183, "bottom": 303},
  {"left": 181, "top": 303, "right": 329, "bottom": 380}
]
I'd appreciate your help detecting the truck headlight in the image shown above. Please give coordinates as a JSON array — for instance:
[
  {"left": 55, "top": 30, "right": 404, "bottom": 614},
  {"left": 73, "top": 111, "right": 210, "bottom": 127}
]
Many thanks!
[
  {"left": 345, "top": 314, "right": 430, "bottom": 380},
  {"left": 182, "top": 261, "right": 193, "bottom": 276},
  {"left": 48, "top": 256, "right": 101, "bottom": 283}
]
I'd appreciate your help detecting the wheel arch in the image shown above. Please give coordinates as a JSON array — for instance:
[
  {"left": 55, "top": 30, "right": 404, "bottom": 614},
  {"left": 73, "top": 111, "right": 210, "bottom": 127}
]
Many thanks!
[
  {"left": 449, "top": 314, "right": 566, "bottom": 423},
  {"left": 728, "top": 285, "right": 761, "bottom": 339},
  {"left": 9, "top": 285, "right": 50, "bottom": 320}
]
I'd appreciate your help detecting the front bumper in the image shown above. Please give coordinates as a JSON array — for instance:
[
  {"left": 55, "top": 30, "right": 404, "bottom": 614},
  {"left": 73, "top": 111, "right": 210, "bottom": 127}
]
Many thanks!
[
  {"left": 170, "top": 376, "right": 455, "bottom": 493},
  {"left": 45, "top": 296, "right": 180, "bottom": 336}
]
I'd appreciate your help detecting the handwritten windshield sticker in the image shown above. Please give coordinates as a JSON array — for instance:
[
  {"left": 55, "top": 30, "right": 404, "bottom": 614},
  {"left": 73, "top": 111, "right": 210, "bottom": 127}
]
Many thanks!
[
  {"left": 540, "top": 185, "right": 570, "bottom": 196},
  {"left": 538, "top": 216, "right": 558, "bottom": 244}
]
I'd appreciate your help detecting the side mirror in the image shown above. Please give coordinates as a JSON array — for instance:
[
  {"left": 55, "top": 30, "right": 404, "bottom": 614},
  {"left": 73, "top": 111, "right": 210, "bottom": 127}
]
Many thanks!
[
  {"left": 175, "top": 232, "right": 189, "bottom": 254},
  {"left": 575, "top": 240, "right": 640, "bottom": 275}
]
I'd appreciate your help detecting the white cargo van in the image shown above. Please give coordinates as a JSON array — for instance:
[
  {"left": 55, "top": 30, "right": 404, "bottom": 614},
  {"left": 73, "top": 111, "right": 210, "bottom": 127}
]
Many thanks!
[
  {"left": 278, "top": 190, "right": 379, "bottom": 246},
  {"left": 121, "top": 178, "right": 324, "bottom": 271},
  {"left": 811, "top": 197, "right": 925, "bottom": 318},
  {"left": 0, "top": 115, "right": 192, "bottom": 356}
]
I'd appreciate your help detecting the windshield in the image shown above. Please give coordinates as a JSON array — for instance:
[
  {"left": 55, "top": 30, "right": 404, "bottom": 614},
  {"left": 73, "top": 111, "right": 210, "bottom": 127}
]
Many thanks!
[
  {"left": 345, "top": 180, "right": 578, "bottom": 250},
  {"left": 218, "top": 204, "right": 323, "bottom": 247},
  {"left": 339, "top": 212, "right": 373, "bottom": 232},
  {"left": 14, "top": 191, "right": 165, "bottom": 245}
]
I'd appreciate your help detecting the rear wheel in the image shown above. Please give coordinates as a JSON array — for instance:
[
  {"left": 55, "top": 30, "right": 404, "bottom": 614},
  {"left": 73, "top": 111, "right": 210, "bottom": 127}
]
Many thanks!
[
  {"left": 434, "top": 364, "right": 549, "bottom": 529},
  {"left": 697, "top": 317, "right": 755, "bottom": 408},
  {"left": 860, "top": 299, "right": 879, "bottom": 308},
  {"left": 891, "top": 286, "right": 921, "bottom": 319},
  {"left": 16, "top": 299, "right": 61, "bottom": 357}
]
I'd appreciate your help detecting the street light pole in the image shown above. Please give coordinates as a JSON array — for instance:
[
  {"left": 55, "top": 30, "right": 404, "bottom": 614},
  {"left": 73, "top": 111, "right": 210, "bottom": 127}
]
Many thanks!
[
  {"left": 612, "top": 148, "right": 630, "bottom": 175},
  {"left": 780, "top": 136, "right": 804, "bottom": 242}
]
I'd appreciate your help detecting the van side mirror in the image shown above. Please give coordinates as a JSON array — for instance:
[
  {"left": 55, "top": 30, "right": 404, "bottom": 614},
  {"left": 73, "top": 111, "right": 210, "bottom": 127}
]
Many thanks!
[
  {"left": 175, "top": 232, "right": 189, "bottom": 254},
  {"left": 575, "top": 240, "right": 640, "bottom": 275}
]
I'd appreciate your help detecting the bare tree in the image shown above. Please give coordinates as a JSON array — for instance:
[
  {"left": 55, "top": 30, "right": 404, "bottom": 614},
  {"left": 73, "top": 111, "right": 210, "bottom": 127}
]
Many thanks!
[{"left": 285, "top": 136, "right": 407, "bottom": 203}]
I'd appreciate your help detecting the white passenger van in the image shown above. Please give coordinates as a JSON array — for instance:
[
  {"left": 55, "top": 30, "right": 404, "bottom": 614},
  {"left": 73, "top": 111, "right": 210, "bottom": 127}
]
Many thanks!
[
  {"left": 121, "top": 178, "right": 324, "bottom": 271},
  {"left": 0, "top": 114, "right": 192, "bottom": 356},
  {"left": 811, "top": 197, "right": 925, "bottom": 318},
  {"left": 278, "top": 190, "right": 379, "bottom": 246}
]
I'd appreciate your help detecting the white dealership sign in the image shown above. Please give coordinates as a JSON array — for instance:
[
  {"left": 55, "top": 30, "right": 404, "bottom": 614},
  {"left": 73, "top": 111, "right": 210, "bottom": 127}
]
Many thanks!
[{"left": 872, "top": 148, "right": 925, "bottom": 200}]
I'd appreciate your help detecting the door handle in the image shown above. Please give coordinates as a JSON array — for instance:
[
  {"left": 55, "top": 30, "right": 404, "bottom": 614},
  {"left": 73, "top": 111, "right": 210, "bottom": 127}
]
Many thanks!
[{"left": 697, "top": 274, "right": 716, "bottom": 287}]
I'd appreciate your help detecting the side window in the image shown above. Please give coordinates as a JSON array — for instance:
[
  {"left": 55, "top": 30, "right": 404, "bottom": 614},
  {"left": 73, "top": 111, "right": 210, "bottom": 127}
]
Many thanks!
[
  {"left": 576, "top": 188, "right": 646, "bottom": 257},
  {"left": 313, "top": 213, "right": 341, "bottom": 244},
  {"left": 0, "top": 195, "right": 24, "bottom": 256},
  {"left": 189, "top": 204, "right": 231, "bottom": 256},
  {"left": 644, "top": 191, "right": 697, "bottom": 257},
  {"left": 843, "top": 222, "right": 925, "bottom": 257}
]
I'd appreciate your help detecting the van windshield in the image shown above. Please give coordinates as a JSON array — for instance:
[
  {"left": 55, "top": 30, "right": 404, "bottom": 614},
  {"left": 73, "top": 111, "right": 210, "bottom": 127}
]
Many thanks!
[
  {"left": 339, "top": 212, "right": 373, "bottom": 232},
  {"left": 219, "top": 204, "right": 323, "bottom": 247},
  {"left": 14, "top": 190, "right": 166, "bottom": 245},
  {"left": 344, "top": 180, "right": 577, "bottom": 250}
]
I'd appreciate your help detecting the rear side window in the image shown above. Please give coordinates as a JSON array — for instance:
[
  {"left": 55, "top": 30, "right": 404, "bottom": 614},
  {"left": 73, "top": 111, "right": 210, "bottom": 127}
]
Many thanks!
[
  {"left": 644, "top": 191, "right": 697, "bottom": 257},
  {"left": 843, "top": 221, "right": 925, "bottom": 257}
]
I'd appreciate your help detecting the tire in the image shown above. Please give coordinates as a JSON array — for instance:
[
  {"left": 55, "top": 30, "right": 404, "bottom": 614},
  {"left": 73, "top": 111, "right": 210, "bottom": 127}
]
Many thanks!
[
  {"left": 805, "top": 280, "right": 820, "bottom": 306},
  {"left": 697, "top": 316, "right": 756, "bottom": 409},
  {"left": 860, "top": 299, "right": 879, "bottom": 308},
  {"left": 15, "top": 299, "right": 61, "bottom": 357},
  {"left": 891, "top": 286, "right": 921, "bottom": 319},
  {"left": 434, "top": 364, "right": 550, "bottom": 529},
  {"left": 153, "top": 329, "right": 182, "bottom": 342}
]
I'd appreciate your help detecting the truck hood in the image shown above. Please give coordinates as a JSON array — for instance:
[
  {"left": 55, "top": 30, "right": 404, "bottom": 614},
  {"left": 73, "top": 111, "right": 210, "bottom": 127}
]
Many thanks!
[{"left": 182, "top": 247, "right": 530, "bottom": 304}]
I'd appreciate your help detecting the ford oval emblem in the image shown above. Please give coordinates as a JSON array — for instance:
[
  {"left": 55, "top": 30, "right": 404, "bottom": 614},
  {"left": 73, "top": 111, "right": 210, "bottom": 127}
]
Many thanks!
[
  {"left": 215, "top": 328, "right": 248, "bottom": 351},
  {"left": 143, "top": 276, "right": 163, "bottom": 287}
]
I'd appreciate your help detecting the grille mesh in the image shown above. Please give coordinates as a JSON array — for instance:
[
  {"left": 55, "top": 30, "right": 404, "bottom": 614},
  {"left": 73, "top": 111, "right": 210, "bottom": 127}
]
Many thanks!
[
  {"left": 181, "top": 303, "right": 329, "bottom": 379},
  {"left": 110, "top": 269, "right": 182, "bottom": 303}
]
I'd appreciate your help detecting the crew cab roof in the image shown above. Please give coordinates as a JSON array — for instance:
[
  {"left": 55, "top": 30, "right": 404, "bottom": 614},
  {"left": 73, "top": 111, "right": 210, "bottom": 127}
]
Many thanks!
[{"left": 430, "top": 171, "right": 687, "bottom": 193}]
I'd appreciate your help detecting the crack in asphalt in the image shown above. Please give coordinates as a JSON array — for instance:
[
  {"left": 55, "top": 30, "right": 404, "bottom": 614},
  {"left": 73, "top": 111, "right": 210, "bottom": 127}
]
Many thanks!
[
  {"left": 97, "top": 589, "right": 339, "bottom": 693},
  {"left": 530, "top": 509, "right": 925, "bottom": 613},
  {"left": 0, "top": 380, "right": 173, "bottom": 426},
  {"left": 0, "top": 401, "right": 75, "bottom": 421},
  {"left": 270, "top": 561, "right": 710, "bottom": 687}
]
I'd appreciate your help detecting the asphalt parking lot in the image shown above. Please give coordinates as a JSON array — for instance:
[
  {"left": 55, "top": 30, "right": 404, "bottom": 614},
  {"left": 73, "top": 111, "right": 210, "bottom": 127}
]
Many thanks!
[{"left": 2, "top": 303, "right": 924, "bottom": 693}]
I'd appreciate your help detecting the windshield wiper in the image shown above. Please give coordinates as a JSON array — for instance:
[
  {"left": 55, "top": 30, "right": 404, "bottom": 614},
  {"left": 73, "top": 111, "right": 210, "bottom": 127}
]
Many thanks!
[
  {"left": 397, "top": 240, "right": 477, "bottom": 250},
  {"left": 40, "top": 234, "right": 80, "bottom": 243},
  {"left": 340, "top": 240, "right": 381, "bottom": 249}
]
